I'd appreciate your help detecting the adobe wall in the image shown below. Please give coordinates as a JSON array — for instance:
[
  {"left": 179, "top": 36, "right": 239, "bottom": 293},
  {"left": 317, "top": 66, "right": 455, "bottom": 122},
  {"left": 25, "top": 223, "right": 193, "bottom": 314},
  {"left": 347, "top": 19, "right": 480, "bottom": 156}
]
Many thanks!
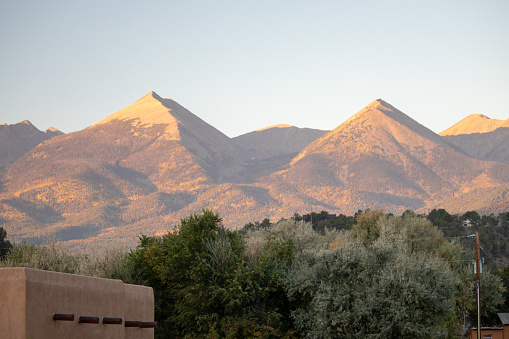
[
  {"left": 0, "top": 268, "right": 27, "bottom": 338},
  {"left": 0, "top": 267, "right": 154, "bottom": 339}
]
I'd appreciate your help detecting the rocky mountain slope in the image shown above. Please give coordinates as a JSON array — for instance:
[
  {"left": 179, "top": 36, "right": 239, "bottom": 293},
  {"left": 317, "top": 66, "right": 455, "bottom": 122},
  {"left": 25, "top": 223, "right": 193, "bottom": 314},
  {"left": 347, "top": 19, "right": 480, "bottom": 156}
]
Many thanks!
[
  {"left": 0, "top": 121, "right": 62, "bottom": 167},
  {"left": 1, "top": 93, "right": 507, "bottom": 252}
]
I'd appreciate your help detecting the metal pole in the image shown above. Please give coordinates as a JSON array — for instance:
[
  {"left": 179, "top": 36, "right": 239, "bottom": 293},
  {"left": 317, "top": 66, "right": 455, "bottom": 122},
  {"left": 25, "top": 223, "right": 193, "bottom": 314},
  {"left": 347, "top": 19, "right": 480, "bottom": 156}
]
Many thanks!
[{"left": 476, "top": 231, "right": 481, "bottom": 339}]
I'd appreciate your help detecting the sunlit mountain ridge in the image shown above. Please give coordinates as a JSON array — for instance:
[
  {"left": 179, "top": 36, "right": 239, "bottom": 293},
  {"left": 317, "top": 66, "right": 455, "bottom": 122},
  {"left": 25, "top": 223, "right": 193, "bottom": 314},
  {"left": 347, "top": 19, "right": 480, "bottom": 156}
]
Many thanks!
[{"left": 1, "top": 92, "right": 508, "bottom": 252}]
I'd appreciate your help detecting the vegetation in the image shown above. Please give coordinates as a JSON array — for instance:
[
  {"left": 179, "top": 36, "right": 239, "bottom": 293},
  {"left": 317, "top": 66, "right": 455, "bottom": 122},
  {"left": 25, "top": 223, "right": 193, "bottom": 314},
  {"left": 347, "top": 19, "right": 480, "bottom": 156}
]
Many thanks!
[
  {"left": 0, "top": 226, "right": 12, "bottom": 259},
  {"left": 127, "top": 210, "right": 295, "bottom": 338},
  {"left": 0, "top": 235, "right": 131, "bottom": 280},
  {"left": 287, "top": 242, "right": 454, "bottom": 337},
  {"left": 1, "top": 209, "right": 508, "bottom": 338}
]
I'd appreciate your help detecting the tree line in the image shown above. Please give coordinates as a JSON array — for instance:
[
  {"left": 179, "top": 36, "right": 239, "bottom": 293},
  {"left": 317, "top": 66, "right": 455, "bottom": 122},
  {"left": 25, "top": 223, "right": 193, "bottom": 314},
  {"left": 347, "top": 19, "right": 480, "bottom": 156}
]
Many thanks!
[{"left": 1, "top": 208, "right": 509, "bottom": 338}]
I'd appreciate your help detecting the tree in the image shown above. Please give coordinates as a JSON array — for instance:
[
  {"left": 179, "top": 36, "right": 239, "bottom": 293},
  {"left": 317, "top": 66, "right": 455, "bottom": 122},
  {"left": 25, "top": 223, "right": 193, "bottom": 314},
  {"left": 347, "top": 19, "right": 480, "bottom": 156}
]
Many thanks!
[
  {"left": 291, "top": 213, "right": 302, "bottom": 222},
  {"left": 427, "top": 208, "right": 455, "bottom": 227},
  {"left": 379, "top": 214, "right": 506, "bottom": 334},
  {"left": 501, "top": 212, "right": 509, "bottom": 227},
  {"left": 0, "top": 227, "right": 12, "bottom": 259},
  {"left": 494, "top": 265, "right": 509, "bottom": 313},
  {"left": 481, "top": 214, "right": 499, "bottom": 226},
  {"left": 286, "top": 241, "right": 455, "bottom": 338},
  {"left": 128, "top": 211, "right": 231, "bottom": 336},
  {"left": 284, "top": 212, "right": 506, "bottom": 338},
  {"left": 127, "top": 210, "right": 294, "bottom": 338},
  {"left": 377, "top": 213, "right": 455, "bottom": 260},
  {"left": 462, "top": 211, "right": 481, "bottom": 227},
  {"left": 350, "top": 209, "right": 385, "bottom": 246},
  {"left": 285, "top": 212, "right": 471, "bottom": 338}
]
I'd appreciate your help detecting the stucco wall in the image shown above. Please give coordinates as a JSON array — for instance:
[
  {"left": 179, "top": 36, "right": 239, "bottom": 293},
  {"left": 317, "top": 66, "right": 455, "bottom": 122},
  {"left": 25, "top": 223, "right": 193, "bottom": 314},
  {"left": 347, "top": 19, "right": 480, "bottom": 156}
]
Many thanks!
[{"left": 0, "top": 267, "right": 154, "bottom": 339}]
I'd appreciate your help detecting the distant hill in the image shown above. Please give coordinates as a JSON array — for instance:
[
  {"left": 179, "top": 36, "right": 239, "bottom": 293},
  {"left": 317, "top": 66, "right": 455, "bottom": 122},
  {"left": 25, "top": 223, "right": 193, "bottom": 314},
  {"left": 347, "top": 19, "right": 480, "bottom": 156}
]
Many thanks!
[
  {"left": 440, "top": 114, "right": 509, "bottom": 135},
  {"left": 233, "top": 125, "right": 327, "bottom": 182},
  {"left": 440, "top": 115, "right": 509, "bottom": 164},
  {"left": 1, "top": 93, "right": 508, "bottom": 252},
  {"left": 234, "top": 124, "right": 327, "bottom": 159},
  {"left": 0, "top": 120, "right": 63, "bottom": 167}
]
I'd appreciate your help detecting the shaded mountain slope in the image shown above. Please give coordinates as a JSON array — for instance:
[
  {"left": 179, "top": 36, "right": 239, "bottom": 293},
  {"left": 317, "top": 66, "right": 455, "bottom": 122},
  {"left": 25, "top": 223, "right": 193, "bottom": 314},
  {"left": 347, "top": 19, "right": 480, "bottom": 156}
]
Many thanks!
[
  {"left": 233, "top": 125, "right": 326, "bottom": 181},
  {"left": 440, "top": 115, "right": 509, "bottom": 164},
  {"left": 234, "top": 124, "right": 327, "bottom": 159},
  {"left": 0, "top": 120, "right": 63, "bottom": 167},
  {"left": 441, "top": 128, "right": 509, "bottom": 164}
]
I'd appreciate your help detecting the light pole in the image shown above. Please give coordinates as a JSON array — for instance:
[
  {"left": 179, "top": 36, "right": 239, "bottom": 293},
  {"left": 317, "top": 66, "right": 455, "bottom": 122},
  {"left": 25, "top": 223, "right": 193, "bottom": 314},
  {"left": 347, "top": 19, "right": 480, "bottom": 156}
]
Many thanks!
[{"left": 472, "top": 232, "right": 481, "bottom": 339}]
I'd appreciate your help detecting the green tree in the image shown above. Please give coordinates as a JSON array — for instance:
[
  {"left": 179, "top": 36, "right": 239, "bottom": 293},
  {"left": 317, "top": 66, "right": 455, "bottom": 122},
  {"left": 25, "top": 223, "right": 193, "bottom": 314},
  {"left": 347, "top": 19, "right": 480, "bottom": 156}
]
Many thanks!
[
  {"left": 379, "top": 214, "right": 506, "bottom": 334},
  {"left": 128, "top": 210, "right": 294, "bottom": 338},
  {"left": 494, "top": 265, "right": 509, "bottom": 313},
  {"left": 0, "top": 227, "right": 12, "bottom": 259},
  {"left": 501, "top": 212, "right": 509, "bottom": 227},
  {"left": 427, "top": 208, "right": 456, "bottom": 227},
  {"left": 291, "top": 213, "right": 303, "bottom": 222},
  {"left": 284, "top": 212, "right": 505, "bottom": 338},
  {"left": 462, "top": 211, "right": 481, "bottom": 227},
  {"left": 481, "top": 214, "right": 499, "bottom": 226}
]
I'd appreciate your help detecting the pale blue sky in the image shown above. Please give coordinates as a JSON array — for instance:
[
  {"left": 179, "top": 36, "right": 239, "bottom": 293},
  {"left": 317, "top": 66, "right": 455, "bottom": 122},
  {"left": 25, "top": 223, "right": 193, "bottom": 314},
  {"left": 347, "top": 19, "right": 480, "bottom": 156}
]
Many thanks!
[{"left": 1, "top": 0, "right": 508, "bottom": 137}]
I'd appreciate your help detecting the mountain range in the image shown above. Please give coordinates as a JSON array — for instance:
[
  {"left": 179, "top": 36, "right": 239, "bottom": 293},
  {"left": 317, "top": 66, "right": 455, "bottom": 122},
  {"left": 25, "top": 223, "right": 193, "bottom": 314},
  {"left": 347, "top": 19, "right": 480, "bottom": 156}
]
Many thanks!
[{"left": 1, "top": 92, "right": 508, "bottom": 252}]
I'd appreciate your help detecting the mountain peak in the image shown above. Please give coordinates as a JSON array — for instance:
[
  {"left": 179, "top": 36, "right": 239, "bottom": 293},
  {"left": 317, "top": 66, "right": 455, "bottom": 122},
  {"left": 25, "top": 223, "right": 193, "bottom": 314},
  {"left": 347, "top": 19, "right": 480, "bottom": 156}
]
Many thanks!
[
  {"left": 94, "top": 91, "right": 179, "bottom": 131},
  {"left": 256, "top": 124, "right": 293, "bottom": 132},
  {"left": 0, "top": 120, "right": 38, "bottom": 129},
  {"left": 371, "top": 98, "right": 388, "bottom": 105},
  {"left": 294, "top": 99, "right": 445, "bottom": 164},
  {"left": 0, "top": 120, "right": 57, "bottom": 166},
  {"left": 44, "top": 127, "right": 64, "bottom": 137},
  {"left": 20, "top": 120, "right": 34, "bottom": 126},
  {"left": 364, "top": 98, "right": 400, "bottom": 112},
  {"left": 139, "top": 91, "right": 162, "bottom": 101},
  {"left": 353, "top": 99, "right": 443, "bottom": 143},
  {"left": 342, "top": 98, "right": 398, "bottom": 126},
  {"left": 440, "top": 114, "right": 509, "bottom": 136}
]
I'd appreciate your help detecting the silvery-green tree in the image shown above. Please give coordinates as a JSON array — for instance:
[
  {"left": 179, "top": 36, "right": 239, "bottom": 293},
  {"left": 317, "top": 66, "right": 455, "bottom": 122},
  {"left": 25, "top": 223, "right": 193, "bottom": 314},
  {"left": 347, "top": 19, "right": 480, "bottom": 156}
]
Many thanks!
[
  {"left": 286, "top": 240, "right": 454, "bottom": 338},
  {"left": 289, "top": 211, "right": 505, "bottom": 338}
]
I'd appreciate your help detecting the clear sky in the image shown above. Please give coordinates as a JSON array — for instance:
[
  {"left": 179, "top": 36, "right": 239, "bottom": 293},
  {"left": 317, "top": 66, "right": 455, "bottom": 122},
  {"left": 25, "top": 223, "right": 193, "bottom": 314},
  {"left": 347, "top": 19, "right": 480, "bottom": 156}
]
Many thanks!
[{"left": 1, "top": 0, "right": 508, "bottom": 137}]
